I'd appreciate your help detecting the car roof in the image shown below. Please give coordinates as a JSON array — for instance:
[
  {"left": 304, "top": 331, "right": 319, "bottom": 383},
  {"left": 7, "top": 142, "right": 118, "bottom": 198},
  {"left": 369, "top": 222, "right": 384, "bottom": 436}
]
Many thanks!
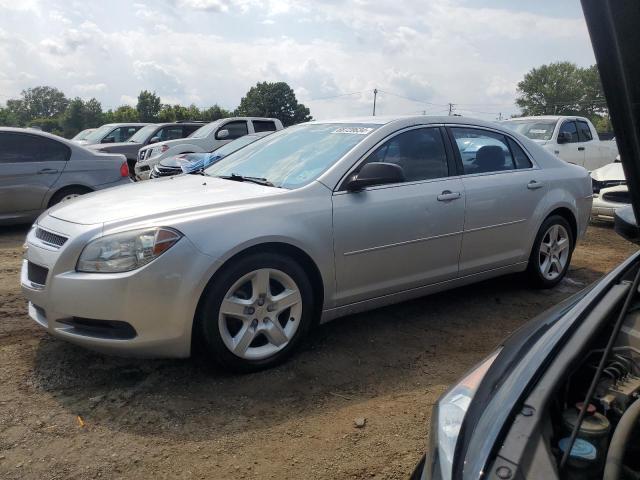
[
  {"left": 504, "top": 115, "right": 588, "bottom": 122},
  {"left": 307, "top": 114, "right": 507, "bottom": 130}
]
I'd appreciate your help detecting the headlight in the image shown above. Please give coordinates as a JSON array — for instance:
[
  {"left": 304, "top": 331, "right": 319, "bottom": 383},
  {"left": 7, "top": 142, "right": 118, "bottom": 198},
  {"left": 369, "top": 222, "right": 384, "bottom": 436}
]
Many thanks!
[
  {"left": 428, "top": 350, "right": 500, "bottom": 480},
  {"left": 77, "top": 227, "right": 182, "bottom": 273}
]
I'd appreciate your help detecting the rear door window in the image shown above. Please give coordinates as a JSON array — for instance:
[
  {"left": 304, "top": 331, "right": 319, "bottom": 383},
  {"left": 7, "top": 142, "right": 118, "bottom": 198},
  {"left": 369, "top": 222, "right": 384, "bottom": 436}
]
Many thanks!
[
  {"left": 577, "top": 120, "right": 593, "bottom": 142},
  {"left": 253, "top": 120, "right": 277, "bottom": 133},
  {"left": 218, "top": 121, "right": 249, "bottom": 140},
  {"left": 183, "top": 124, "right": 203, "bottom": 136},
  {"left": 0, "top": 132, "right": 71, "bottom": 163},
  {"left": 450, "top": 128, "right": 515, "bottom": 174},
  {"left": 158, "top": 126, "right": 184, "bottom": 141}
]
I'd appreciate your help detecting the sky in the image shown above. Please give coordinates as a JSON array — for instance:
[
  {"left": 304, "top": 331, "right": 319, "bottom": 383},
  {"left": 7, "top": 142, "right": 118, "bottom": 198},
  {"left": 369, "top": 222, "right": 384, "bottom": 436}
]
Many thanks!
[{"left": 0, "top": 0, "right": 596, "bottom": 121}]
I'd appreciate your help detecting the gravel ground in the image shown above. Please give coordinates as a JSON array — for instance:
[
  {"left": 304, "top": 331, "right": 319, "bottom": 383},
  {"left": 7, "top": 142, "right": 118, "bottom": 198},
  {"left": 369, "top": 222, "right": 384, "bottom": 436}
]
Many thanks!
[{"left": 0, "top": 223, "right": 636, "bottom": 480}]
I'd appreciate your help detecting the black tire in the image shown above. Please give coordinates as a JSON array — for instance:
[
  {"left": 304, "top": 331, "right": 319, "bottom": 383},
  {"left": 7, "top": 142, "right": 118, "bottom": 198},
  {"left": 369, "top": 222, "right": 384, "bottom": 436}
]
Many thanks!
[
  {"left": 527, "top": 215, "right": 574, "bottom": 288},
  {"left": 48, "top": 186, "right": 92, "bottom": 207},
  {"left": 195, "top": 252, "right": 315, "bottom": 373}
]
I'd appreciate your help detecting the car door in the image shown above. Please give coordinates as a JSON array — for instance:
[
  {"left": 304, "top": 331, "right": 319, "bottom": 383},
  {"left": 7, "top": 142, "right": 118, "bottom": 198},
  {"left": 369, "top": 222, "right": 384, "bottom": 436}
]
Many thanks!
[
  {"left": 576, "top": 119, "right": 601, "bottom": 170},
  {"left": 332, "top": 126, "right": 465, "bottom": 306},
  {"left": 556, "top": 120, "right": 586, "bottom": 166},
  {"left": 210, "top": 120, "right": 250, "bottom": 150},
  {"left": 448, "top": 126, "right": 546, "bottom": 276},
  {"left": 0, "top": 132, "right": 68, "bottom": 216}
]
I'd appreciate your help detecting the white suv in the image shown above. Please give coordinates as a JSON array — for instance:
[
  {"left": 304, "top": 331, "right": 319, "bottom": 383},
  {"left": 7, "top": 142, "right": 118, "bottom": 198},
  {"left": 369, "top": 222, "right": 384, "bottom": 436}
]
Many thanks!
[{"left": 134, "top": 117, "right": 283, "bottom": 180}]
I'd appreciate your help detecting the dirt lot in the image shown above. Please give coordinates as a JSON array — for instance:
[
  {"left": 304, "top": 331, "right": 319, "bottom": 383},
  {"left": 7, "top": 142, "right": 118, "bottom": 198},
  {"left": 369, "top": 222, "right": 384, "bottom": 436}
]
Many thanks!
[{"left": 0, "top": 224, "right": 636, "bottom": 480}]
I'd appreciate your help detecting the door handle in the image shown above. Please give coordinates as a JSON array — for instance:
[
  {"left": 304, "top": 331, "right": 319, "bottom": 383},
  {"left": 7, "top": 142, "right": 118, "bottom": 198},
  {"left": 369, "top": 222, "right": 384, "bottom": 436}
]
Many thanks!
[
  {"left": 437, "top": 190, "right": 462, "bottom": 201},
  {"left": 527, "top": 180, "right": 544, "bottom": 190},
  {"left": 577, "top": 147, "right": 585, "bottom": 151},
  {"left": 37, "top": 168, "right": 59, "bottom": 174}
]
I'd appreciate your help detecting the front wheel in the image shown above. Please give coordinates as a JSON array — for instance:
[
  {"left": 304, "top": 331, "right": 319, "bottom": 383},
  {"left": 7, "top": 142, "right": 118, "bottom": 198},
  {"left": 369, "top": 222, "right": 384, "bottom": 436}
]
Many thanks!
[
  {"left": 527, "top": 215, "right": 574, "bottom": 288},
  {"left": 195, "top": 252, "right": 314, "bottom": 372}
]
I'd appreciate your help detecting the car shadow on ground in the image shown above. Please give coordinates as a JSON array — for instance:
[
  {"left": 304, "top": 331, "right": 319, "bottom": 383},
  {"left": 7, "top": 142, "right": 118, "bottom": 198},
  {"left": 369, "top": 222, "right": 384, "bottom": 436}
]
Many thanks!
[{"left": 30, "top": 264, "right": 602, "bottom": 442}]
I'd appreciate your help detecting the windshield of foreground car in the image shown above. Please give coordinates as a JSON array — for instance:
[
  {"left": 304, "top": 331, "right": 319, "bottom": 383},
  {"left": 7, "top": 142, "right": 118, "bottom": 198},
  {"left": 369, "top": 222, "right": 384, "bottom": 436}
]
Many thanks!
[
  {"left": 128, "top": 125, "right": 157, "bottom": 143},
  {"left": 502, "top": 120, "right": 557, "bottom": 141},
  {"left": 189, "top": 120, "right": 222, "bottom": 139},
  {"left": 205, "top": 123, "right": 379, "bottom": 189},
  {"left": 83, "top": 124, "right": 115, "bottom": 143}
]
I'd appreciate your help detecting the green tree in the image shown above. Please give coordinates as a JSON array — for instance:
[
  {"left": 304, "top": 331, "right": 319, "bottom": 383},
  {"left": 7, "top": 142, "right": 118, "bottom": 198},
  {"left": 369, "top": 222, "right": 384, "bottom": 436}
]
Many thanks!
[
  {"left": 157, "top": 104, "right": 177, "bottom": 122},
  {"left": 109, "top": 105, "right": 139, "bottom": 122},
  {"left": 515, "top": 62, "right": 607, "bottom": 117},
  {"left": 28, "top": 117, "right": 63, "bottom": 136},
  {"left": 61, "top": 97, "right": 86, "bottom": 137},
  {"left": 236, "top": 81, "right": 312, "bottom": 126},
  {"left": 202, "top": 104, "right": 230, "bottom": 121},
  {"left": 136, "top": 90, "right": 161, "bottom": 122},
  {"left": 0, "top": 107, "right": 18, "bottom": 126},
  {"left": 83, "top": 98, "right": 104, "bottom": 128}
]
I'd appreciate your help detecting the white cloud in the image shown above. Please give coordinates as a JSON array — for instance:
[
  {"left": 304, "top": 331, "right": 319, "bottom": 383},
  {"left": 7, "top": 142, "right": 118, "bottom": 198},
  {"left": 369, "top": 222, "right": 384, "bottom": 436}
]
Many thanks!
[{"left": 0, "top": 0, "right": 595, "bottom": 120}]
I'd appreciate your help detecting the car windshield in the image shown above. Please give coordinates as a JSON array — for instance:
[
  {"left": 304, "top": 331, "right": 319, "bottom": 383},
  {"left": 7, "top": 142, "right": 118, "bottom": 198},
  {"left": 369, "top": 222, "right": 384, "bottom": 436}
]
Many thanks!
[
  {"left": 71, "top": 129, "right": 93, "bottom": 141},
  {"left": 128, "top": 125, "right": 157, "bottom": 143},
  {"left": 502, "top": 120, "right": 557, "bottom": 141},
  {"left": 205, "top": 123, "right": 378, "bottom": 189},
  {"left": 189, "top": 121, "right": 221, "bottom": 139},
  {"left": 83, "top": 125, "right": 115, "bottom": 143}
]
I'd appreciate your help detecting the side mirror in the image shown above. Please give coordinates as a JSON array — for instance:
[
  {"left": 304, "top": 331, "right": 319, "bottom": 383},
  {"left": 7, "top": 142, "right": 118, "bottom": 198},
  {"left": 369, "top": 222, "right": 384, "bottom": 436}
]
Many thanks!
[
  {"left": 614, "top": 205, "right": 640, "bottom": 244},
  {"left": 557, "top": 132, "right": 572, "bottom": 144},
  {"left": 216, "top": 129, "right": 230, "bottom": 140},
  {"left": 345, "top": 162, "right": 405, "bottom": 191},
  {"left": 102, "top": 136, "right": 115, "bottom": 144},
  {"left": 149, "top": 137, "right": 160, "bottom": 144}
]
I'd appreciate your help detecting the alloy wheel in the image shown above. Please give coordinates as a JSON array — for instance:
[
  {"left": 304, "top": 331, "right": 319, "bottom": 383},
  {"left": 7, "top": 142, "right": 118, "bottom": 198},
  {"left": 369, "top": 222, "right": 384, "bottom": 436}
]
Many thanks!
[
  {"left": 538, "top": 224, "right": 570, "bottom": 281},
  {"left": 218, "top": 268, "right": 303, "bottom": 360}
]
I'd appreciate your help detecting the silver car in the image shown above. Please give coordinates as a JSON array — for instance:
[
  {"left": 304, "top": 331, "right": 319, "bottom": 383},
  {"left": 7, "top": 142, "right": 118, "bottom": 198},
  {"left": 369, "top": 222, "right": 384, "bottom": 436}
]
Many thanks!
[
  {"left": 0, "top": 127, "right": 132, "bottom": 225},
  {"left": 75, "top": 123, "right": 149, "bottom": 146},
  {"left": 20, "top": 116, "right": 592, "bottom": 371}
]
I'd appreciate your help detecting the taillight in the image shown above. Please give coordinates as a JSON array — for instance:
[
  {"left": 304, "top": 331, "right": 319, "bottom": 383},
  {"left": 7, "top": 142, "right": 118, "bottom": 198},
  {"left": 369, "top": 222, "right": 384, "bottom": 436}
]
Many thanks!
[{"left": 120, "top": 162, "right": 129, "bottom": 177}]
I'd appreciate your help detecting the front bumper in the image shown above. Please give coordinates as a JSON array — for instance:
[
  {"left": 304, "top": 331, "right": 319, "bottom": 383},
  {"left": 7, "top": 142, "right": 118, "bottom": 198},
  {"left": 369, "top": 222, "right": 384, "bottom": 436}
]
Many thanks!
[
  {"left": 591, "top": 189, "right": 630, "bottom": 221},
  {"left": 20, "top": 217, "right": 215, "bottom": 357}
]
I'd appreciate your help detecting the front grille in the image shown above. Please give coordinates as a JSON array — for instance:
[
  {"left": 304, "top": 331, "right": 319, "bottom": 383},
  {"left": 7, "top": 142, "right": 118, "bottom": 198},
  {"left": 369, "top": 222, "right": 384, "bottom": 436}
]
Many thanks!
[
  {"left": 151, "top": 164, "right": 182, "bottom": 178},
  {"left": 35, "top": 227, "right": 68, "bottom": 247},
  {"left": 592, "top": 179, "right": 626, "bottom": 194},
  {"left": 27, "top": 262, "right": 49, "bottom": 285},
  {"left": 603, "top": 190, "right": 631, "bottom": 204}
]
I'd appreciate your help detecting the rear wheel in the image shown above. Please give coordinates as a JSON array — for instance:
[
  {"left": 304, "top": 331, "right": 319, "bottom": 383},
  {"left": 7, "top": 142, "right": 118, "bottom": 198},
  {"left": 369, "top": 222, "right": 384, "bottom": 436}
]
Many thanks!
[
  {"left": 196, "top": 252, "right": 314, "bottom": 372},
  {"left": 527, "top": 215, "right": 574, "bottom": 288},
  {"left": 49, "top": 186, "right": 91, "bottom": 207}
]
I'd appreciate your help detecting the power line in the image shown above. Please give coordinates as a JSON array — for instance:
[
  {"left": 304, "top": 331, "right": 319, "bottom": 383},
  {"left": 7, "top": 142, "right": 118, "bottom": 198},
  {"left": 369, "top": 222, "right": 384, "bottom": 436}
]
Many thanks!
[
  {"left": 308, "top": 91, "right": 363, "bottom": 101},
  {"left": 376, "top": 89, "right": 449, "bottom": 107}
]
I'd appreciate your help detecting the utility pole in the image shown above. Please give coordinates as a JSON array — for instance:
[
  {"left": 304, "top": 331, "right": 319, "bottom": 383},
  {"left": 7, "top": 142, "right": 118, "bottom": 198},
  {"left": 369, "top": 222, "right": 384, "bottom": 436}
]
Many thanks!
[
  {"left": 497, "top": 112, "right": 503, "bottom": 121},
  {"left": 372, "top": 89, "right": 378, "bottom": 116},
  {"left": 448, "top": 103, "right": 454, "bottom": 116}
]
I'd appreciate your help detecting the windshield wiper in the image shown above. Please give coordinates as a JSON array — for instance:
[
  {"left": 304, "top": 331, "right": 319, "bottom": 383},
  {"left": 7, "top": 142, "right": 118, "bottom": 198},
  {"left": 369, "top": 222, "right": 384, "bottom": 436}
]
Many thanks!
[{"left": 218, "top": 173, "right": 275, "bottom": 187}]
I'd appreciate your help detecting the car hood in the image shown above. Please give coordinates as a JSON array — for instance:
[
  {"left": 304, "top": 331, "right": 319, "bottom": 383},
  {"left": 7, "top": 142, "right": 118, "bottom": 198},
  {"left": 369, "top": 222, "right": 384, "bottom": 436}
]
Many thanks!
[
  {"left": 47, "top": 174, "right": 284, "bottom": 225},
  {"left": 590, "top": 161, "right": 625, "bottom": 181},
  {"left": 90, "top": 141, "right": 141, "bottom": 151},
  {"left": 530, "top": 139, "right": 549, "bottom": 146},
  {"left": 143, "top": 138, "right": 191, "bottom": 151}
]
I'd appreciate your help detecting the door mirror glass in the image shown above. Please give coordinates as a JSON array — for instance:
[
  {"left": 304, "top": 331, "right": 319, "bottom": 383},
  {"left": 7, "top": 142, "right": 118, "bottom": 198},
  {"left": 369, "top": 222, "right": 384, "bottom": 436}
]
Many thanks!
[
  {"left": 216, "top": 129, "right": 229, "bottom": 140},
  {"left": 101, "top": 136, "right": 115, "bottom": 144},
  {"left": 149, "top": 136, "right": 160, "bottom": 144},
  {"left": 345, "top": 162, "right": 405, "bottom": 191},
  {"left": 557, "top": 132, "right": 572, "bottom": 144}
]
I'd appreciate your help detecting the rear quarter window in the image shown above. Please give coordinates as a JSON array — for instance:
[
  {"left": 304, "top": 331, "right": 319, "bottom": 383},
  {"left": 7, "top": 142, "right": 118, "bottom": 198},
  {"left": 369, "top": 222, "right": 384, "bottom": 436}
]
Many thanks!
[{"left": 253, "top": 120, "right": 277, "bottom": 133}]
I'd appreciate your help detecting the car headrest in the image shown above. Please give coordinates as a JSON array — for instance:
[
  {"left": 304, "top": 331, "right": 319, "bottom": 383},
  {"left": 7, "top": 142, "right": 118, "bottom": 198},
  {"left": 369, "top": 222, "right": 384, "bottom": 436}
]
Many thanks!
[{"left": 475, "top": 145, "right": 506, "bottom": 172}]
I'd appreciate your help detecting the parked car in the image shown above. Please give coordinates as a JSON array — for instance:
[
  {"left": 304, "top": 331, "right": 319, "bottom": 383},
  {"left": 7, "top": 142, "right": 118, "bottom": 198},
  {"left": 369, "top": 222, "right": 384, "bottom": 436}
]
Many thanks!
[
  {"left": 149, "top": 132, "right": 273, "bottom": 179},
  {"left": 0, "top": 127, "right": 131, "bottom": 225},
  {"left": 591, "top": 161, "right": 630, "bottom": 222},
  {"left": 21, "top": 116, "right": 591, "bottom": 371},
  {"left": 503, "top": 115, "right": 619, "bottom": 171},
  {"left": 411, "top": 3, "right": 640, "bottom": 479},
  {"left": 76, "top": 123, "right": 149, "bottom": 146},
  {"left": 134, "top": 117, "right": 283, "bottom": 180},
  {"left": 89, "top": 121, "right": 205, "bottom": 174},
  {"left": 70, "top": 128, "right": 96, "bottom": 143}
]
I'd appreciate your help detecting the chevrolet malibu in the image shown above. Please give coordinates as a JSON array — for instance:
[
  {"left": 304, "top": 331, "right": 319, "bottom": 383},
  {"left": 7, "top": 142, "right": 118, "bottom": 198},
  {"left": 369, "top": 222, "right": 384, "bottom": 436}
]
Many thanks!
[{"left": 21, "top": 116, "right": 593, "bottom": 371}]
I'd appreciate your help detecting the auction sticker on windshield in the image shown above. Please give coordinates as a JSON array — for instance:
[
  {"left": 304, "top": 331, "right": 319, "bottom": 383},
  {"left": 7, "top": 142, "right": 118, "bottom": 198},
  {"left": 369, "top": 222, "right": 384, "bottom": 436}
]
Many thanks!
[{"left": 331, "top": 127, "right": 374, "bottom": 135}]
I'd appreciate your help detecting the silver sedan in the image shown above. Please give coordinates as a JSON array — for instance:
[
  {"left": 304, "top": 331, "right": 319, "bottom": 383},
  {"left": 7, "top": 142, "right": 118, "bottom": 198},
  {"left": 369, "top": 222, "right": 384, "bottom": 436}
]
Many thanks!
[{"left": 20, "top": 116, "right": 593, "bottom": 371}]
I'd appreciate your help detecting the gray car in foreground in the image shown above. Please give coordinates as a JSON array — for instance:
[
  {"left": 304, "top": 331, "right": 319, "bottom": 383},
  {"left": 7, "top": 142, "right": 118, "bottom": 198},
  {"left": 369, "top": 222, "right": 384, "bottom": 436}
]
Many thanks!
[
  {"left": 0, "top": 127, "right": 131, "bottom": 225},
  {"left": 20, "top": 116, "right": 592, "bottom": 371}
]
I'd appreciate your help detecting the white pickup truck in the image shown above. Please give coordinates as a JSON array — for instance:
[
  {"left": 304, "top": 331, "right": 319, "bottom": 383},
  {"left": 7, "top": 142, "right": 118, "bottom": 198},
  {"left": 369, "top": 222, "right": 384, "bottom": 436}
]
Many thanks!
[{"left": 502, "top": 115, "right": 618, "bottom": 171}]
